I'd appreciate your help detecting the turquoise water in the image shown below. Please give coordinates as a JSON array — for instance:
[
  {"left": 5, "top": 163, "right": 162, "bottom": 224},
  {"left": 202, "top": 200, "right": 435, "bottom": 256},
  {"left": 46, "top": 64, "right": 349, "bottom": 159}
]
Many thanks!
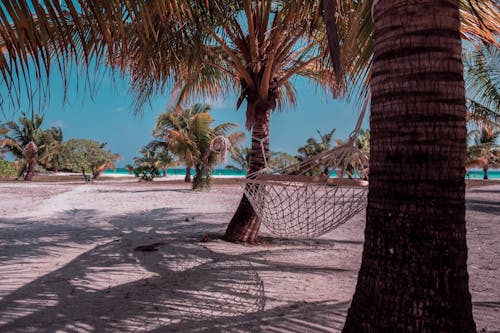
[
  {"left": 104, "top": 168, "right": 500, "bottom": 179},
  {"left": 104, "top": 168, "right": 246, "bottom": 176},
  {"left": 466, "top": 169, "right": 500, "bottom": 180}
]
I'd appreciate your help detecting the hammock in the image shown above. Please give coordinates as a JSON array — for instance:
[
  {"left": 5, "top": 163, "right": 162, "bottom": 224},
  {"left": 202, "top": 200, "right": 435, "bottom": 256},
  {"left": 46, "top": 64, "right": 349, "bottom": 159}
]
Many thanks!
[{"left": 242, "top": 100, "right": 369, "bottom": 239}]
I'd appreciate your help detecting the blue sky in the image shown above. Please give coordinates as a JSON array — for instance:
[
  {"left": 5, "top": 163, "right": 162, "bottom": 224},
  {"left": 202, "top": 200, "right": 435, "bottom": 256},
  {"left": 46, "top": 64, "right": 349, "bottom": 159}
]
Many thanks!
[{"left": 0, "top": 70, "right": 368, "bottom": 167}]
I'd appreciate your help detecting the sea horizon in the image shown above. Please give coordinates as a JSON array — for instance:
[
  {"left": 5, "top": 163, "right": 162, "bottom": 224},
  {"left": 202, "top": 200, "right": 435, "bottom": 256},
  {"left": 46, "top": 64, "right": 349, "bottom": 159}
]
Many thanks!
[{"left": 104, "top": 167, "right": 500, "bottom": 180}]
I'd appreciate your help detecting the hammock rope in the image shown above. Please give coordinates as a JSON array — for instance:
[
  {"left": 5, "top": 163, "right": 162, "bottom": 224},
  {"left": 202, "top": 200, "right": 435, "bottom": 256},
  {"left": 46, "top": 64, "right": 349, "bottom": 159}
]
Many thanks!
[{"left": 242, "top": 96, "right": 370, "bottom": 238}]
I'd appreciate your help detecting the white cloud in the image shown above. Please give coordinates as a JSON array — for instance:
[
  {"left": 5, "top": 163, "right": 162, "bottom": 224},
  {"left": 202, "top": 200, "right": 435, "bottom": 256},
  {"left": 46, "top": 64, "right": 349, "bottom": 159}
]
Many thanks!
[
  {"left": 49, "top": 120, "right": 66, "bottom": 128},
  {"left": 203, "top": 96, "right": 228, "bottom": 109}
]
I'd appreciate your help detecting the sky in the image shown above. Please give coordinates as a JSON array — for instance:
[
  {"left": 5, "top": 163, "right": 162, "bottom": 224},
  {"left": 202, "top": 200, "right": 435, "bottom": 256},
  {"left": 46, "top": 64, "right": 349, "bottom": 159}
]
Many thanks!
[{"left": 0, "top": 69, "right": 369, "bottom": 168}]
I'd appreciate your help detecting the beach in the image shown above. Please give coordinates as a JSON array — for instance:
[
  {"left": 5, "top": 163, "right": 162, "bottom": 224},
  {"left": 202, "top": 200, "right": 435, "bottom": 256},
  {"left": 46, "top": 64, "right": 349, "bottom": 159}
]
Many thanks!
[{"left": 0, "top": 179, "right": 498, "bottom": 332}]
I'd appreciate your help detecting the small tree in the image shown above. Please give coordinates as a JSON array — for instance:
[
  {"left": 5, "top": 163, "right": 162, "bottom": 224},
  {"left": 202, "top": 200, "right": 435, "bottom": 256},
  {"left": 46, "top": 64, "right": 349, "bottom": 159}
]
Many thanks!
[
  {"left": 131, "top": 145, "right": 176, "bottom": 181},
  {"left": 62, "top": 139, "right": 122, "bottom": 179}
]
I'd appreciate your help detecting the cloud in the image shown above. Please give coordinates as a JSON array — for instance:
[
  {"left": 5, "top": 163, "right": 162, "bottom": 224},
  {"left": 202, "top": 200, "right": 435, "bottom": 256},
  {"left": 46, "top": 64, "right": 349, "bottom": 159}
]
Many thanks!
[
  {"left": 203, "top": 96, "right": 228, "bottom": 109},
  {"left": 114, "top": 107, "right": 126, "bottom": 113},
  {"left": 48, "top": 120, "right": 66, "bottom": 128}
]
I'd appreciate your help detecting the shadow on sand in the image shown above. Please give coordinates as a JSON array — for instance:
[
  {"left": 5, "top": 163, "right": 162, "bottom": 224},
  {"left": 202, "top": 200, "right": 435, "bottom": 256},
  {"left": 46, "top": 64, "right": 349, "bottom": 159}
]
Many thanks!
[{"left": 0, "top": 207, "right": 349, "bottom": 332}]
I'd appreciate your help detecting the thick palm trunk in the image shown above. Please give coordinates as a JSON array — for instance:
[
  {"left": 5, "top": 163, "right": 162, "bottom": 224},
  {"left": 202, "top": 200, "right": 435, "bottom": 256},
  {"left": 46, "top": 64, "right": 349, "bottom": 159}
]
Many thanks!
[
  {"left": 185, "top": 167, "right": 192, "bottom": 182},
  {"left": 224, "top": 104, "right": 270, "bottom": 243},
  {"left": 343, "top": 1, "right": 475, "bottom": 331}
]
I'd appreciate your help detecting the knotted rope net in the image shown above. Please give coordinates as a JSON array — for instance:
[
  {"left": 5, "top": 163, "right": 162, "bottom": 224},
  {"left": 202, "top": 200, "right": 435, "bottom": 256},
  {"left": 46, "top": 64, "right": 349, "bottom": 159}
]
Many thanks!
[{"left": 243, "top": 99, "right": 370, "bottom": 238}]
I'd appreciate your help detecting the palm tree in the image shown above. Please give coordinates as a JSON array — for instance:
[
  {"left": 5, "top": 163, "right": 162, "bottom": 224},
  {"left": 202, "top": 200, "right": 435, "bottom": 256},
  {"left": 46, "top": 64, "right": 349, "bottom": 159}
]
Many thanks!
[
  {"left": 343, "top": 1, "right": 476, "bottom": 331},
  {"left": 0, "top": 113, "right": 60, "bottom": 180},
  {"left": 296, "top": 129, "right": 336, "bottom": 176},
  {"left": 38, "top": 126, "right": 65, "bottom": 172},
  {"left": 154, "top": 104, "right": 211, "bottom": 182},
  {"left": 155, "top": 104, "right": 239, "bottom": 190},
  {"left": 0, "top": 0, "right": 372, "bottom": 242},
  {"left": 464, "top": 44, "right": 500, "bottom": 127},
  {"left": 229, "top": 145, "right": 251, "bottom": 173},
  {"left": 132, "top": 146, "right": 165, "bottom": 181},
  {"left": 467, "top": 125, "right": 500, "bottom": 179},
  {"left": 333, "top": 129, "right": 370, "bottom": 179},
  {"left": 0, "top": 1, "right": 495, "bottom": 242}
]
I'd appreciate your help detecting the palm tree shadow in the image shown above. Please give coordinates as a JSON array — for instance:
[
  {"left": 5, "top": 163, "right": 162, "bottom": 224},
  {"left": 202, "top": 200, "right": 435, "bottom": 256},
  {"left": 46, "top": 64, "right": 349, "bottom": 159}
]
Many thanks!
[
  {"left": 466, "top": 199, "right": 500, "bottom": 215},
  {"left": 0, "top": 208, "right": 266, "bottom": 332}
]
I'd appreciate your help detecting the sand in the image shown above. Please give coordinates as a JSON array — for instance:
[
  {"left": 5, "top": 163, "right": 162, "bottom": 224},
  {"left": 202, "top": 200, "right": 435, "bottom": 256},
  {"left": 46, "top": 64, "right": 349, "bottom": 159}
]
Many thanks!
[{"left": 0, "top": 180, "right": 498, "bottom": 332}]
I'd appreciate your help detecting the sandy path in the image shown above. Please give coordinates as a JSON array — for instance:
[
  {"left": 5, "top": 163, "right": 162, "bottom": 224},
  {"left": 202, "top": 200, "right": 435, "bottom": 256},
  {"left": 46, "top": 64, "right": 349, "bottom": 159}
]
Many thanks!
[{"left": 0, "top": 181, "right": 498, "bottom": 332}]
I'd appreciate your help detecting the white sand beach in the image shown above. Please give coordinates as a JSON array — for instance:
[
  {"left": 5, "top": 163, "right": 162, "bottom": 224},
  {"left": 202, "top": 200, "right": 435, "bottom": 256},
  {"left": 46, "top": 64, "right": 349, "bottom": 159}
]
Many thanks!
[{"left": 0, "top": 180, "right": 498, "bottom": 332}]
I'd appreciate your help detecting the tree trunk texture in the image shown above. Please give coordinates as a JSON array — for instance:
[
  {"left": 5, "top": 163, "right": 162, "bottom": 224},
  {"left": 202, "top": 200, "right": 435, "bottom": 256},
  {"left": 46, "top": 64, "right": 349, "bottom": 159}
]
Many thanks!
[
  {"left": 343, "top": 1, "right": 476, "bottom": 332},
  {"left": 483, "top": 167, "right": 488, "bottom": 180},
  {"left": 185, "top": 167, "right": 192, "bottom": 182},
  {"left": 23, "top": 159, "right": 37, "bottom": 181},
  {"left": 224, "top": 104, "right": 270, "bottom": 243}
]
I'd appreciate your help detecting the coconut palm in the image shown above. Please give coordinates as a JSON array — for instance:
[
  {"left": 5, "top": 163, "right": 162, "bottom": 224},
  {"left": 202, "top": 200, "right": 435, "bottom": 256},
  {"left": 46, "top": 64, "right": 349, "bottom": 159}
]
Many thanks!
[
  {"left": 333, "top": 129, "right": 370, "bottom": 179},
  {"left": 154, "top": 104, "right": 212, "bottom": 182},
  {"left": 38, "top": 126, "right": 65, "bottom": 172},
  {"left": 0, "top": 0, "right": 495, "bottom": 242},
  {"left": 0, "top": 0, "right": 375, "bottom": 242},
  {"left": 295, "top": 129, "right": 336, "bottom": 176},
  {"left": 155, "top": 104, "right": 239, "bottom": 190},
  {"left": 230, "top": 145, "right": 251, "bottom": 173},
  {"left": 343, "top": 1, "right": 477, "bottom": 331},
  {"left": 0, "top": 113, "right": 60, "bottom": 180},
  {"left": 467, "top": 125, "right": 500, "bottom": 179},
  {"left": 132, "top": 146, "right": 164, "bottom": 181},
  {"left": 464, "top": 44, "right": 500, "bottom": 127}
]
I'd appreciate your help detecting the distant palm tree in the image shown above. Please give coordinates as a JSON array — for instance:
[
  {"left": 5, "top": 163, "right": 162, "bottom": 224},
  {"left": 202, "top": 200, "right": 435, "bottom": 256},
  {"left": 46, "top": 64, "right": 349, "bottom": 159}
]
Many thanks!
[
  {"left": 230, "top": 145, "right": 251, "bottom": 173},
  {"left": 0, "top": 113, "right": 61, "bottom": 180},
  {"left": 296, "top": 129, "right": 336, "bottom": 176},
  {"left": 132, "top": 146, "right": 163, "bottom": 181},
  {"left": 155, "top": 104, "right": 240, "bottom": 190},
  {"left": 467, "top": 125, "right": 500, "bottom": 179},
  {"left": 38, "top": 127, "right": 65, "bottom": 172},
  {"left": 334, "top": 129, "right": 370, "bottom": 179},
  {"left": 154, "top": 104, "right": 211, "bottom": 182},
  {"left": 464, "top": 44, "right": 500, "bottom": 126}
]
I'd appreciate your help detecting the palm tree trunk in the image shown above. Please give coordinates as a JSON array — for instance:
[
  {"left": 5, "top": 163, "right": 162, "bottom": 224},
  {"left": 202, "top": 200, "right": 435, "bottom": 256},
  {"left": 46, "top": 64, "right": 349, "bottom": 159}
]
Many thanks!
[
  {"left": 23, "top": 159, "right": 37, "bottom": 181},
  {"left": 343, "top": 0, "right": 475, "bottom": 331},
  {"left": 483, "top": 166, "right": 488, "bottom": 180},
  {"left": 224, "top": 104, "right": 270, "bottom": 243},
  {"left": 22, "top": 141, "right": 39, "bottom": 181},
  {"left": 185, "top": 167, "right": 192, "bottom": 182}
]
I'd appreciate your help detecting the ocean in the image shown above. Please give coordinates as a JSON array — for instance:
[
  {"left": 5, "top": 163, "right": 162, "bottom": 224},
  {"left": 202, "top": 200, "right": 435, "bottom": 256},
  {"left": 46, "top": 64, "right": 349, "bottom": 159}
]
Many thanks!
[
  {"left": 103, "top": 168, "right": 500, "bottom": 180},
  {"left": 103, "top": 168, "right": 246, "bottom": 177}
]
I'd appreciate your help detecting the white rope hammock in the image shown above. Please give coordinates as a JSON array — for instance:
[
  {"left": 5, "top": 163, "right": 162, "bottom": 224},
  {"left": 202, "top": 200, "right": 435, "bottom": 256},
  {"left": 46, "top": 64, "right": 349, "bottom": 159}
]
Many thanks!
[{"left": 242, "top": 97, "right": 370, "bottom": 239}]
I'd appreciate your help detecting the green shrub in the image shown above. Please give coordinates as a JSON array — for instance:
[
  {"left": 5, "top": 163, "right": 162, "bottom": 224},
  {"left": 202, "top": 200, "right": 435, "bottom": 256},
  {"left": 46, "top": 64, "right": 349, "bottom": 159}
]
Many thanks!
[{"left": 0, "top": 159, "right": 18, "bottom": 177}]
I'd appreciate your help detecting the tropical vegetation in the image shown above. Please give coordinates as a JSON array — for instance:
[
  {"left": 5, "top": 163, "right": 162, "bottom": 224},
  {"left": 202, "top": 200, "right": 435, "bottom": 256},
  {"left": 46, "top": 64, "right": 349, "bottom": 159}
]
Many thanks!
[
  {"left": 464, "top": 44, "right": 500, "bottom": 127},
  {"left": 295, "top": 129, "right": 337, "bottom": 176},
  {"left": 467, "top": 125, "right": 500, "bottom": 179},
  {"left": 59, "top": 139, "right": 122, "bottom": 179},
  {"left": 0, "top": 113, "right": 63, "bottom": 180},
  {"left": 334, "top": 129, "right": 370, "bottom": 179},
  {"left": 0, "top": 0, "right": 497, "bottom": 331},
  {"left": 129, "top": 144, "right": 176, "bottom": 181},
  {"left": 0, "top": 159, "right": 18, "bottom": 178},
  {"left": 154, "top": 104, "right": 242, "bottom": 190}
]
